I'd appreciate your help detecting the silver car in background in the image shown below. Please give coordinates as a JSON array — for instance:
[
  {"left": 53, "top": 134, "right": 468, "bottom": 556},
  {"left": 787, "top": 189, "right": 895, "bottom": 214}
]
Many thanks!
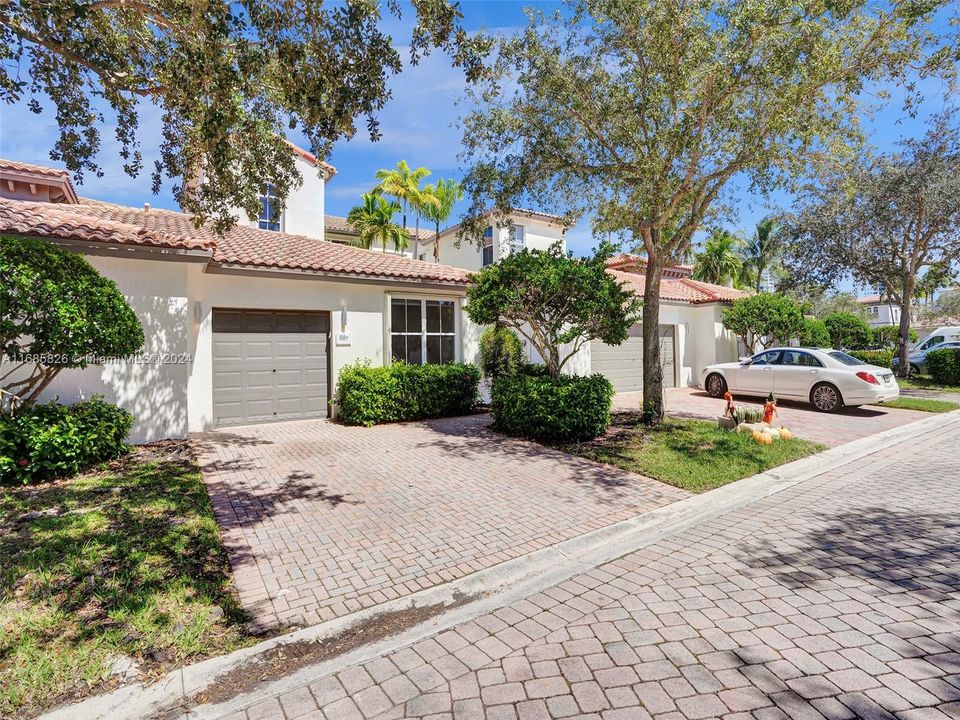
[{"left": 701, "top": 347, "right": 900, "bottom": 413}]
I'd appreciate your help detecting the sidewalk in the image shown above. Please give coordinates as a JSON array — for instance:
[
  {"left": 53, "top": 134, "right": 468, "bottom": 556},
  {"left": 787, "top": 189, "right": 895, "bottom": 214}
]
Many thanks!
[{"left": 182, "top": 413, "right": 960, "bottom": 720}]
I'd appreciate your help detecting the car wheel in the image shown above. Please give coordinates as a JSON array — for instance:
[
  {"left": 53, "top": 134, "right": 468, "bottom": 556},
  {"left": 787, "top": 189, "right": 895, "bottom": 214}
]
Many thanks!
[
  {"left": 810, "top": 383, "right": 843, "bottom": 413},
  {"left": 910, "top": 364, "right": 922, "bottom": 376},
  {"left": 705, "top": 373, "right": 727, "bottom": 398}
]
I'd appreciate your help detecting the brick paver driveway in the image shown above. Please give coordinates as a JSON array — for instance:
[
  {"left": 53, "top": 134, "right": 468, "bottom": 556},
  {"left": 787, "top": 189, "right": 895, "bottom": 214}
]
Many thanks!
[
  {"left": 217, "top": 411, "right": 960, "bottom": 720},
  {"left": 195, "top": 416, "right": 688, "bottom": 630},
  {"left": 615, "top": 387, "right": 928, "bottom": 448}
]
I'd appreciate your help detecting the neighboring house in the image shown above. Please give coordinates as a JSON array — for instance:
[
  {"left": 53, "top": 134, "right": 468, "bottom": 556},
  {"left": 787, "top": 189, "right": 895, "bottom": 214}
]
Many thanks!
[
  {"left": 578, "top": 255, "right": 746, "bottom": 392},
  {"left": 857, "top": 294, "right": 902, "bottom": 328},
  {"left": 323, "top": 214, "right": 430, "bottom": 256},
  {"left": 417, "top": 209, "right": 569, "bottom": 267},
  {"left": 0, "top": 153, "right": 746, "bottom": 442}
]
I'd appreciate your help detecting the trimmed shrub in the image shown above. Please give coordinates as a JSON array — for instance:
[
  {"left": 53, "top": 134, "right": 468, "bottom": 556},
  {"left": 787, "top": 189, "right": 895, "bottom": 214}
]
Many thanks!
[
  {"left": 478, "top": 326, "right": 524, "bottom": 378},
  {"left": 823, "top": 312, "right": 872, "bottom": 350},
  {"left": 491, "top": 369, "right": 614, "bottom": 443},
  {"left": 872, "top": 325, "right": 917, "bottom": 349},
  {"left": 0, "top": 396, "right": 133, "bottom": 484},
  {"left": 337, "top": 362, "right": 481, "bottom": 426},
  {"left": 847, "top": 349, "right": 894, "bottom": 368},
  {"left": 799, "top": 318, "right": 830, "bottom": 347},
  {"left": 926, "top": 347, "right": 960, "bottom": 386}
]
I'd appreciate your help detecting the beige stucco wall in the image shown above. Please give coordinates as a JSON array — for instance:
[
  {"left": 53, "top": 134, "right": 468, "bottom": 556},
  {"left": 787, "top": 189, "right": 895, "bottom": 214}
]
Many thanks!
[
  {"left": 36, "top": 253, "right": 473, "bottom": 443},
  {"left": 232, "top": 154, "right": 327, "bottom": 240}
]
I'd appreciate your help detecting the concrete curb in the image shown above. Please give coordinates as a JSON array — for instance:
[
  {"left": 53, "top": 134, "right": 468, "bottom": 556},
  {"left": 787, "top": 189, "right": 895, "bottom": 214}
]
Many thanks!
[{"left": 41, "top": 409, "right": 960, "bottom": 720}]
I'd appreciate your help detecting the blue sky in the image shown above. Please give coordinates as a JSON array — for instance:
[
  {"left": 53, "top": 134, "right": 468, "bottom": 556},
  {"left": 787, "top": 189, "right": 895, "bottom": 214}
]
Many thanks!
[{"left": 0, "top": 0, "right": 951, "bottom": 265}]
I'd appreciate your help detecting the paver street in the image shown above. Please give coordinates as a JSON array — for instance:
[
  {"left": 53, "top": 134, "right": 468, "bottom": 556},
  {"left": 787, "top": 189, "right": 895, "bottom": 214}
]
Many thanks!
[{"left": 205, "top": 413, "right": 960, "bottom": 720}]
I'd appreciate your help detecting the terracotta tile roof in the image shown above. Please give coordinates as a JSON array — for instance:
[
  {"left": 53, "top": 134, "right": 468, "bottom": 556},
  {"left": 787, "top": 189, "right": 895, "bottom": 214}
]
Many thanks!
[
  {"left": 606, "top": 253, "right": 694, "bottom": 278},
  {"left": 0, "top": 197, "right": 211, "bottom": 251},
  {"left": 607, "top": 268, "right": 748, "bottom": 305},
  {"left": 857, "top": 294, "right": 882, "bottom": 304},
  {"left": 0, "top": 159, "right": 71, "bottom": 179},
  {"left": 0, "top": 196, "right": 470, "bottom": 285},
  {"left": 325, "top": 214, "right": 434, "bottom": 241},
  {"left": 283, "top": 140, "right": 337, "bottom": 179}
]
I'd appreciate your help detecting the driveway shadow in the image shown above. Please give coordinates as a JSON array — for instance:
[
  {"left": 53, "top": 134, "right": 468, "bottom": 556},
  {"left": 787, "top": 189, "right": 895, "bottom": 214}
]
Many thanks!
[
  {"left": 410, "top": 414, "right": 685, "bottom": 503},
  {"left": 734, "top": 506, "right": 960, "bottom": 596}
]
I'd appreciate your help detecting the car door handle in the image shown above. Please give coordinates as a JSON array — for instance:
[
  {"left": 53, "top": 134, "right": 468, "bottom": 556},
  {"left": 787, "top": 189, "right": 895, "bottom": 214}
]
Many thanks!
[
  {"left": 763, "top": 367, "right": 772, "bottom": 371},
  {"left": 809, "top": 369, "right": 818, "bottom": 374}
]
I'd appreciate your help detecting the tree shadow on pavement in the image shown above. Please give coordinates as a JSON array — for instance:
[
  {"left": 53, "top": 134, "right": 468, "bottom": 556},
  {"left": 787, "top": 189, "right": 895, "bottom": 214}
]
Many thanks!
[{"left": 735, "top": 506, "right": 960, "bottom": 596}]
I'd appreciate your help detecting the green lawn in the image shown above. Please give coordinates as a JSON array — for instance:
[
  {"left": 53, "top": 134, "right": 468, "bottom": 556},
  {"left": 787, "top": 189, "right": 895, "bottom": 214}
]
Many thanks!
[
  {"left": 565, "top": 414, "right": 825, "bottom": 494},
  {"left": 880, "top": 397, "right": 960, "bottom": 413},
  {"left": 898, "top": 376, "right": 960, "bottom": 394},
  {"left": 0, "top": 443, "right": 257, "bottom": 718}
]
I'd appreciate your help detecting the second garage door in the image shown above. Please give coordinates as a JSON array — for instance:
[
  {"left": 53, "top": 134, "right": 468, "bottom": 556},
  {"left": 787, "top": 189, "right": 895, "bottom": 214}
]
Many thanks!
[
  {"left": 591, "top": 324, "right": 676, "bottom": 392},
  {"left": 212, "top": 309, "right": 330, "bottom": 427}
]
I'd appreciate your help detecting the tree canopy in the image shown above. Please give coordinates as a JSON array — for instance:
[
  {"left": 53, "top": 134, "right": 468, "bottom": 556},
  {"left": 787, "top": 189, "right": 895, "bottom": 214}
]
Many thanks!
[
  {"left": 721, "top": 294, "right": 806, "bottom": 354},
  {"left": 1, "top": 236, "right": 144, "bottom": 409},
  {"left": 0, "top": 0, "right": 490, "bottom": 231},
  {"left": 782, "top": 112, "right": 960, "bottom": 369},
  {"left": 457, "top": 0, "right": 956, "bottom": 421},
  {"left": 823, "top": 312, "right": 873, "bottom": 350},
  {"left": 465, "top": 243, "right": 641, "bottom": 378}
]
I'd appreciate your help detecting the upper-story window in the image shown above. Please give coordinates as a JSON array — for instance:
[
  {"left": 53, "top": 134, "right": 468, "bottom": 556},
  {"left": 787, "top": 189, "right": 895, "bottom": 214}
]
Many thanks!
[
  {"left": 871, "top": 306, "right": 879, "bottom": 316},
  {"left": 258, "top": 182, "right": 282, "bottom": 231},
  {"left": 482, "top": 226, "right": 494, "bottom": 266},
  {"left": 508, "top": 225, "right": 525, "bottom": 255}
]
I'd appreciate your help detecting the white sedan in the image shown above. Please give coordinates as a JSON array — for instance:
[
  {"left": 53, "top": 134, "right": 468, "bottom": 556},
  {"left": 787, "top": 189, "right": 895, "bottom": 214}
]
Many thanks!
[{"left": 700, "top": 347, "right": 900, "bottom": 413}]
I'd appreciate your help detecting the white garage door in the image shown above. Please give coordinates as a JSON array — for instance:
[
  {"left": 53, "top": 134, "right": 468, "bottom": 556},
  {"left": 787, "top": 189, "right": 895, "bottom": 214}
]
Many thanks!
[
  {"left": 591, "top": 324, "right": 676, "bottom": 392},
  {"left": 212, "top": 309, "right": 329, "bottom": 427}
]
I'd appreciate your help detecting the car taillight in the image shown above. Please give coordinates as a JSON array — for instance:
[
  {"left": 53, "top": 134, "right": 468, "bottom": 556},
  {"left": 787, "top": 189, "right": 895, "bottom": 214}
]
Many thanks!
[{"left": 856, "top": 371, "right": 880, "bottom": 385}]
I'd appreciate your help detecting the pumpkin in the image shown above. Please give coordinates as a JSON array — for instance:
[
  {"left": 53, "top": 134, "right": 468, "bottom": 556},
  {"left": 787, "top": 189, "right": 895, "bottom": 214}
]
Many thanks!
[
  {"left": 752, "top": 430, "right": 762, "bottom": 442},
  {"left": 766, "top": 428, "right": 781, "bottom": 440},
  {"left": 779, "top": 427, "right": 793, "bottom": 441},
  {"left": 761, "top": 433, "right": 774, "bottom": 445}
]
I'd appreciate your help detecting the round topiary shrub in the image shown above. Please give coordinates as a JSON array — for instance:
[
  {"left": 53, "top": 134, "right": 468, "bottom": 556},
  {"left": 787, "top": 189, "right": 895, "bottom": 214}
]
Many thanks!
[{"left": 491, "top": 369, "right": 614, "bottom": 443}]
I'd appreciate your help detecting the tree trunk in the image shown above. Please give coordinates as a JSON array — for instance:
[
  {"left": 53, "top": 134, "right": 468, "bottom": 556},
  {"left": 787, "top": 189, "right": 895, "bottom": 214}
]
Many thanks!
[
  {"left": 641, "top": 247, "right": 665, "bottom": 424},
  {"left": 896, "top": 292, "right": 913, "bottom": 377},
  {"left": 434, "top": 223, "right": 440, "bottom": 262}
]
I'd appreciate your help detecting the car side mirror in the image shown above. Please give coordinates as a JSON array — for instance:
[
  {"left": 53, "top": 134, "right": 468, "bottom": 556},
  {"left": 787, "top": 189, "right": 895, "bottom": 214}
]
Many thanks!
[{"left": 739, "top": 357, "right": 752, "bottom": 366}]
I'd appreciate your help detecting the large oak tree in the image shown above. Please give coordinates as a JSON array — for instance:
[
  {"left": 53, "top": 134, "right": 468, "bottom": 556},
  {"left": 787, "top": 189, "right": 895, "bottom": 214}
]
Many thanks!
[
  {"left": 0, "top": 0, "right": 489, "bottom": 230},
  {"left": 782, "top": 113, "right": 960, "bottom": 373},
  {"left": 457, "top": 0, "right": 956, "bottom": 422}
]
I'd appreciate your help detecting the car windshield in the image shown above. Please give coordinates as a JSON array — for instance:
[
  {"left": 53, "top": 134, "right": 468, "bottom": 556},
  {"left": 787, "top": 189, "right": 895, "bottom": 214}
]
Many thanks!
[{"left": 828, "top": 350, "right": 867, "bottom": 366}]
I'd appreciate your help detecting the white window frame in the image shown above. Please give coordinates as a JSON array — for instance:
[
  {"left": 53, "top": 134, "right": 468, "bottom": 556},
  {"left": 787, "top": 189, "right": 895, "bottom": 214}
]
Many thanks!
[
  {"left": 258, "top": 182, "right": 283, "bottom": 231},
  {"left": 389, "top": 296, "right": 460, "bottom": 365},
  {"left": 508, "top": 224, "right": 525, "bottom": 255},
  {"left": 481, "top": 226, "right": 495, "bottom": 266}
]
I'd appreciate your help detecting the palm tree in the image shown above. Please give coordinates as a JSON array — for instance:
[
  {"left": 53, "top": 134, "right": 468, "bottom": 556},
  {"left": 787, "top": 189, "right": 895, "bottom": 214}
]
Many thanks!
[
  {"left": 692, "top": 230, "right": 743, "bottom": 287},
  {"left": 421, "top": 178, "right": 464, "bottom": 261},
  {"left": 375, "top": 160, "right": 439, "bottom": 254},
  {"left": 742, "top": 216, "right": 780, "bottom": 293},
  {"left": 346, "top": 193, "right": 410, "bottom": 253}
]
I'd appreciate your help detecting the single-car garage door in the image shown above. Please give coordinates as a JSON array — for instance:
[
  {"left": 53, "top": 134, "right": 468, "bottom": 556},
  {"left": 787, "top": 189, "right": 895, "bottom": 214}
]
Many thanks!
[
  {"left": 212, "top": 309, "right": 330, "bottom": 427},
  {"left": 591, "top": 324, "right": 676, "bottom": 392}
]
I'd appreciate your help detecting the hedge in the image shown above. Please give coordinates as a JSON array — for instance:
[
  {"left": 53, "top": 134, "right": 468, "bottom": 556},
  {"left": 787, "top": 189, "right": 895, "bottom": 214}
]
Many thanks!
[
  {"left": 0, "top": 396, "right": 133, "bottom": 484},
  {"left": 337, "top": 362, "right": 481, "bottom": 426},
  {"left": 478, "top": 326, "right": 524, "bottom": 379},
  {"left": 926, "top": 347, "right": 960, "bottom": 386},
  {"left": 491, "top": 368, "right": 614, "bottom": 443},
  {"left": 847, "top": 349, "right": 893, "bottom": 369}
]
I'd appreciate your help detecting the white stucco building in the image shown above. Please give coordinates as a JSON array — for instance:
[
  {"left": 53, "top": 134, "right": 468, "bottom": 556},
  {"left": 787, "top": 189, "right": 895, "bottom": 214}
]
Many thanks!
[
  {"left": 1, "top": 151, "right": 745, "bottom": 442},
  {"left": 857, "top": 294, "right": 902, "bottom": 328}
]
